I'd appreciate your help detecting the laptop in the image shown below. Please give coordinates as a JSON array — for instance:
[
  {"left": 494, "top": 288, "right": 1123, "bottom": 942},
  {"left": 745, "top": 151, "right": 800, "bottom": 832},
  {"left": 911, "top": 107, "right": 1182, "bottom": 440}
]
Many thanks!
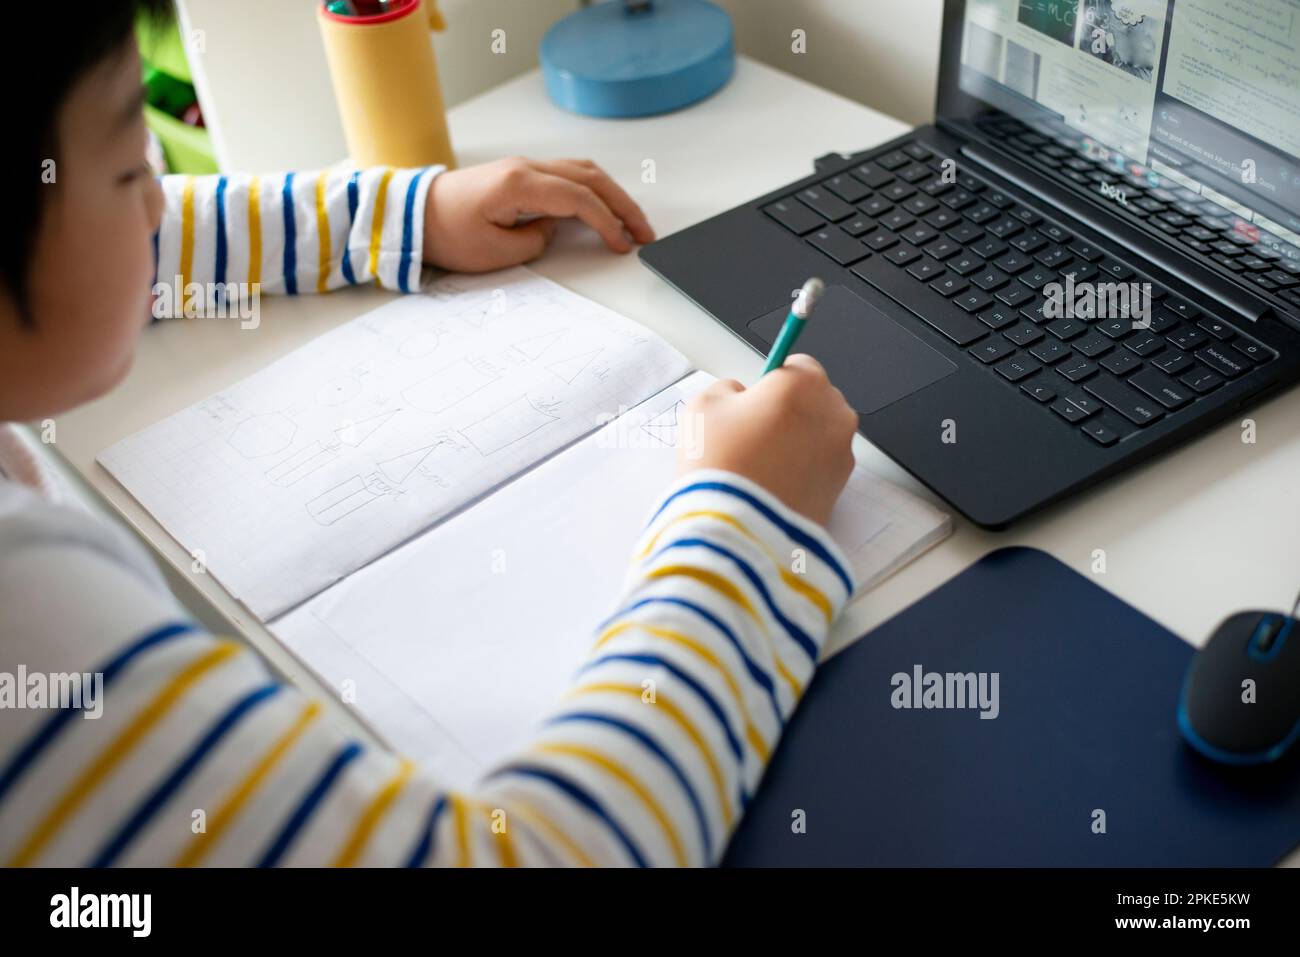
[{"left": 639, "top": 0, "right": 1300, "bottom": 528}]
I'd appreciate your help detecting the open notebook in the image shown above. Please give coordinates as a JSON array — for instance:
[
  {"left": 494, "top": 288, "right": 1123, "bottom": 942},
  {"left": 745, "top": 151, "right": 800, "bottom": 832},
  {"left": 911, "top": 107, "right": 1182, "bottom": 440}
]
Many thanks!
[{"left": 100, "top": 266, "right": 951, "bottom": 785}]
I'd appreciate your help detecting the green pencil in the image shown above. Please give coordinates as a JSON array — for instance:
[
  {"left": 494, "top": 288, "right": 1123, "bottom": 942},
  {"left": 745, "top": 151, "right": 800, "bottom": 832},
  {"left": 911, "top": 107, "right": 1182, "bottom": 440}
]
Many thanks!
[{"left": 762, "top": 277, "right": 825, "bottom": 374}]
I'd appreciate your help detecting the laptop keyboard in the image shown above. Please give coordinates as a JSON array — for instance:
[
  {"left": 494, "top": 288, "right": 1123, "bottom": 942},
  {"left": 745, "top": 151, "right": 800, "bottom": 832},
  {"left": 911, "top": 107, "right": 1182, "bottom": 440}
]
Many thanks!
[{"left": 761, "top": 140, "right": 1277, "bottom": 448}]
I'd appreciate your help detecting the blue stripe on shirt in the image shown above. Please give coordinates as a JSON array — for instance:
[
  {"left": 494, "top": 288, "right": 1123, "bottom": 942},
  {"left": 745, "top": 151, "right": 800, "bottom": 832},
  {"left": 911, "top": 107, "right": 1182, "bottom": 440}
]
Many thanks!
[
  {"left": 647, "top": 480, "right": 853, "bottom": 595},
  {"left": 403, "top": 794, "right": 448, "bottom": 867},
  {"left": 545, "top": 711, "right": 712, "bottom": 860},
  {"left": 281, "top": 172, "right": 297, "bottom": 295},
  {"left": 341, "top": 171, "right": 360, "bottom": 286},
  {"left": 397, "top": 168, "right": 427, "bottom": 294},
  {"left": 0, "top": 622, "right": 197, "bottom": 806},
  {"left": 578, "top": 652, "right": 746, "bottom": 771},
  {"left": 650, "top": 537, "right": 818, "bottom": 663},
  {"left": 489, "top": 764, "right": 647, "bottom": 867},
  {"left": 87, "top": 682, "right": 282, "bottom": 867},
  {"left": 213, "top": 175, "right": 229, "bottom": 288},
  {"left": 257, "top": 740, "right": 363, "bottom": 867},
  {"left": 600, "top": 595, "right": 784, "bottom": 729}
]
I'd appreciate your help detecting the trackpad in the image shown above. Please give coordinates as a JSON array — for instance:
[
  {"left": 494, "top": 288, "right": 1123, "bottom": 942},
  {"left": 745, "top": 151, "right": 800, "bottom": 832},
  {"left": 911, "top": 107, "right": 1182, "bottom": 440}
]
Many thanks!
[{"left": 747, "top": 284, "right": 957, "bottom": 415}]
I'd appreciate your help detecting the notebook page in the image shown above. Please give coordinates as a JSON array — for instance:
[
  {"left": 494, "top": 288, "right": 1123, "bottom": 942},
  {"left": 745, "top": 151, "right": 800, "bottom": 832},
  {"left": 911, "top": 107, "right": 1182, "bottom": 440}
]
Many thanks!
[
  {"left": 98, "top": 267, "right": 692, "bottom": 619},
  {"left": 272, "top": 371, "right": 952, "bottom": 788}
]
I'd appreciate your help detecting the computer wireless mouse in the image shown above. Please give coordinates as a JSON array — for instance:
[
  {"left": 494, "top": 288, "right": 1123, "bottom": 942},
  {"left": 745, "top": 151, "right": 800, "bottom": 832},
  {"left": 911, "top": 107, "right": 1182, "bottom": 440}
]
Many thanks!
[{"left": 1179, "top": 611, "right": 1300, "bottom": 765}]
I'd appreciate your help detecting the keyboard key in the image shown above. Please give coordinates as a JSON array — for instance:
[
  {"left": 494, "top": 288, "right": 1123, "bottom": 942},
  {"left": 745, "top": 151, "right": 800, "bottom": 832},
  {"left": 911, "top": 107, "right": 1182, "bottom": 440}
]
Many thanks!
[
  {"left": 1096, "top": 318, "right": 1131, "bottom": 339},
  {"left": 971, "top": 268, "right": 1009, "bottom": 292},
  {"left": 1047, "top": 317, "right": 1087, "bottom": 340},
  {"left": 907, "top": 259, "right": 946, "bottom": 282},
  {"left": 930, "top": 273, "right": 969, "bottom": 297},
  {"left": 881, "top": 209, "right": 916, "bottom": 231},
  {"left": 970, "top": 338, "right": 1016, "bottom": 363},
  {"left": 1057, "top": 357, "right": 1099, "bottom": 383},
  {"left": 1100, "top": 351, "right": 1141, "bottom": 376},
  {"left": 1125, "top": 331, "right": 1163, "bottom": 356},
  {"left": 1180, "top": 368, "right": 1224, "bottom": 394},
  {"left": 901, "top": 223, "right": 939, "bottom": 246},
  {"left": 806, "top": 228, "right": 870, "bottom": 266},
  {"left": 823, "top": 174, "right": 871, "bottom": 204},
  {"left": 797, "top": 187, "right": 855, "bottom": 222},
  {"left": 1145, "top": 307, "right": 1180, "bottom": 333},
  {"left": 956, "top": 172, "right": 986, "bottom": 193},
  {"left": 994, "top": 251, "right": 1034, "bottom": 275},
  {"left": 1069, "top": 241, "right": 1104, "bottom": 263},
  {"left": 1030, "top": 339, "right": 1071, "bottom": 364},
  {"left": 1060, "top": 262, "right": 1099, "bottom": 284},
  {"left": 922, "top": 179, "right": 954, "bottom": 198},
  {"left": 841, "top": 215, "right": 878, "bottom": 237},
  {"left": 978, "top": 305, "right": 1018, "bottom": 330},
  {"left": 1232, "top": 338, "right": 1271, "bottom": 364},
  {"left": 970, "top": 237, "right": 1008, "bottom": 260},
  {"left": 903, "top": 142, "right": 933, "bottom": 161},
  {"left": 863, "top": 230, "right": 899, "bottom": 252},
  {"left": 1004, "top": 323, "right": 1044, "bottom": 346},
  {"left": 987, "top": 216, "right": 1024, "bottom": 239},
  {"left": 1084, "top": 375, "right": 1165, "bottom": 426},
  {"left": 995, "top": 355, "right": 1041, "bottom": 382},
  {"left": 1052, "top": 397, "right": 1091, "bottom": 422},
  {"left": 1042, "top": 224, "right": 1073, "bottom": 243},
  {"left": 902, "top": 195, "right": 940, "bottom": 216},
  {"left": 984, "top": 189, "right": 1014, "bottom": 209},
  {"left": 1081, "top": 418, "right": 1123, "bottom": 446},
  {"left": 882, "top": 181, "right": 917, "bottom": 202},
  {"left": 1009, "top": 231, "right": 1047, "bottom": 254},
  {"left": 925, "top": 238, "right": 961, "bottom": 260},
  {"left": 1021, "top": 380, "right": 1057, "bottom": 403},
  {"left": 926, "top": 210, "right": 962, "bottom": 231},
  {"left": 1020, "top": 300, "right": 1051, "bottom": 324},
  {"left": 940, "top": 189, "right": 977, "bottom": 210},
  {"left": 954, "top": 290, "right": 993, "bottom": 313},
  {"left": 1152, "top": 349, "right": 1194, "bottom": 375},
  {"left": 898, "top": 163, "right": 933, "bottom": 184},
  {"left": 1167, "top": 326, "right": 1209, "bottom": 352},
  {"left": 1163, "top": 297, "right": 1200, "bottom": 320},
  {"left": 1019, "top": 267, "right": 1055, "bottom": 290},
  {"left": 941, "top": 255, "right": 981, "bottom": 280},
  {"left": 1036, "top": 245, "right": 1072, "bottom": 269},
  {"left": 877, "top": 149, "right": 911, "bottom": 170},
  {"left": 1098, "top": 258, "right": 1135, "bottom": 280},
  {"left": 1073, "top": 333, "right": 1112, "bottom": 358},
  {"left": 965, "top": 203, "right": 999, "bottom": 224},
  {"left": 996, "top": 285, "right": 1034, "bottom": 308},
  {"left": 858, "top": 195, "right": 894, "bottom": 217},
  {"left": 947, "top": 222, "right": 985, "bottom": 244},
  {"left": 1064, "top": 391, "right": 1104, "bottom": 417},
  {"left": 884, "top": 242, "right": 923, "bottom": 266},
  {"left": 1128, "top": 367, "right": 1193, "bottom": 410},
  {"left": 763, "top": 199, "right": 824, "bottom": 235},
  {"left": 1195, "top": 344, "right": 1249, "bottom": 378},
  {"left": 852, "top": 163, "right": 895, "bottom": 189},
  {"left": 1009, "top": 206, "right": 1042, "bottom": 226},
  {"left": 1195, "top": 316, "right": 1233, "bottom": 340}
]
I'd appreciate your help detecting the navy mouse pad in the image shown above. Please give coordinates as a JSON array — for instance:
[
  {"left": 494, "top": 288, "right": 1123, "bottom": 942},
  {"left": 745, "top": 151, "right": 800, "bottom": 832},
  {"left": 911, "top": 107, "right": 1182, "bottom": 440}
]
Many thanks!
[{"left": 724, "top": 547, "right": 1300, "bottom": 866}]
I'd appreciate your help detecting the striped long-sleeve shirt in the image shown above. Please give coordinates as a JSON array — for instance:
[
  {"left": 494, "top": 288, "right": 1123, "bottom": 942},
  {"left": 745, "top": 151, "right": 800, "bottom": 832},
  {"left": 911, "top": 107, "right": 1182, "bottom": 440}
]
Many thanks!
[
  {"left": 152, "top": 165, "right": 442, "bottom": 308},
  {"left": 0, "top": 468, "right": 852, "bottom": 865}
]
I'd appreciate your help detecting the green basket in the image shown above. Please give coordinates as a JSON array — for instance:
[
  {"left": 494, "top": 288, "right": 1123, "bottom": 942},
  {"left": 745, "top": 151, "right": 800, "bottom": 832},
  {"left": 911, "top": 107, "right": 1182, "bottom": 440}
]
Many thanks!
[{"left": 137, "top": 12, "right": 218, "bottom": 174}]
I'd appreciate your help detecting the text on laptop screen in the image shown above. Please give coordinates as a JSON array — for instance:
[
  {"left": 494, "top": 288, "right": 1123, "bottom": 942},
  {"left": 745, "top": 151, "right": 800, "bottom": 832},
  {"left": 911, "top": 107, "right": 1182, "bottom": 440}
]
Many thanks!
[{"left": 956, "top": 0, "right": 1300, "bottom": 248}]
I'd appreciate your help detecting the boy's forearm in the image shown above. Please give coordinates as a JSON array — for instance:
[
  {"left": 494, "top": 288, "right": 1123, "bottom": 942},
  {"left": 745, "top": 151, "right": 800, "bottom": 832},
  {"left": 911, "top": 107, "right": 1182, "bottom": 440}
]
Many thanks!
[{"left": 150, "top": 166, "right": 442, "bottom": 315}]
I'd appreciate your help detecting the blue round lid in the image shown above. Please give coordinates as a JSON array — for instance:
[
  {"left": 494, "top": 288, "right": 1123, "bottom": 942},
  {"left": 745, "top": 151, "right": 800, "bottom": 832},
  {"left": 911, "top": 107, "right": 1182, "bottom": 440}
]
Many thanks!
[{"left": 541, "top": 0, "right": 735, "bottom": 117}]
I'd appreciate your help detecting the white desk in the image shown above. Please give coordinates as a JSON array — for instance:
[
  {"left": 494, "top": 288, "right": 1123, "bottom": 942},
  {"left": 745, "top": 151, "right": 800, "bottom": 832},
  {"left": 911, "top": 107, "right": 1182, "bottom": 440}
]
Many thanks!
[{"left": 54, "top": 58, "right": 1300, "bottom": 749}]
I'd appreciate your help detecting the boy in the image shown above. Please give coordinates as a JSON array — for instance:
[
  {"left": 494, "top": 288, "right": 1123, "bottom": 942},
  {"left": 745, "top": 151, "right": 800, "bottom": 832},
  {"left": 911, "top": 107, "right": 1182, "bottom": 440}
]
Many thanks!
[{"left": 0, "top": 2, "right": 858, "bottom": 866}]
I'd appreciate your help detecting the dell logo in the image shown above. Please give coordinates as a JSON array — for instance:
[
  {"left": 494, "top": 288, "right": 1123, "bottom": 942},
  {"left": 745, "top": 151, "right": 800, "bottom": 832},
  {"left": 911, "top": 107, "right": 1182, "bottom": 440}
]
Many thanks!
[{"left": 1099, "top": 181, "right": 1128, "bottom": 206}]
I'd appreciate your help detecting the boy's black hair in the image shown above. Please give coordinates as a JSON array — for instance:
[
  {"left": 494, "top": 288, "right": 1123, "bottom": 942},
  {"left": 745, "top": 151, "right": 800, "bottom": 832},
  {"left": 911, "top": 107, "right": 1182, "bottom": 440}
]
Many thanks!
[{"left": 2, "top": 0, "right": 174, "bottom": 328}]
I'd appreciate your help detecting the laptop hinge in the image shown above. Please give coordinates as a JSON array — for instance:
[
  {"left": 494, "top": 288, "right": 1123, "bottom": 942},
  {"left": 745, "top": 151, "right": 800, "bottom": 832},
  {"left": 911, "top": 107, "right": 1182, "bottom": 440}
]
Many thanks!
[{"left": 960, "top": 142, "right": 1275, "bottom": 326}]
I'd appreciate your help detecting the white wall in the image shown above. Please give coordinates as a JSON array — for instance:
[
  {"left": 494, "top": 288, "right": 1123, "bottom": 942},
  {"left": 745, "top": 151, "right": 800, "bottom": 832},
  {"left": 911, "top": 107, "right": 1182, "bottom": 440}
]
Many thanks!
[{"left": 178, "top": 0, "right": 943, "bottom": 171}]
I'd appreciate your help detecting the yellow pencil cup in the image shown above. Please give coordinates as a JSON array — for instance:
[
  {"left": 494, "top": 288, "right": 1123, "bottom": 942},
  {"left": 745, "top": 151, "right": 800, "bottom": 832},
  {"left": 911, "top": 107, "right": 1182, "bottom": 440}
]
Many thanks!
[{"left": 317, "top": 0, "right": 456, "bottom": 169}]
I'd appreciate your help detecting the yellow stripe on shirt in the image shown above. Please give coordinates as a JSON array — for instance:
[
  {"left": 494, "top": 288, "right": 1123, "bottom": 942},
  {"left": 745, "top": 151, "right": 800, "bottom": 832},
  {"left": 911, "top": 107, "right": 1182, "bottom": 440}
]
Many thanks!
[
  {"left": 535, "top": 742, "right": 688, "bottom": 866},
  {"left": 499, "top": 796, "right": 595, "bottom": 867},
  {"left": 247, "top": 176, "right": 262, "bottom": 287},
  {"left": 640, "top": 509, "right": 834, "bottom": 624},
  {"left": 332, "top": 758, "right": 414, "bottom": 867},
  {"left": 367, "top": 168, "right": 395, "bottom": 288},
  {"left": 175, "top": 698, "right": 323, "bottom": 867},
  {"left": 596, "top": 620, "right": 771, "bottom": 762},
  {"left": 179, "top": 175, "right": 196, "bottom": 298},
  {"left": 565, "top": 682, "right": 734, "bottom": 828},
  {"left": 315, "top": 171, "right": 332, "bottom": 294},
  {"left": 448, "top": 793, "right": 471, "bottom": 867},
  {"left": 8, "top": 640, "right": 243, "bottom": 867}
]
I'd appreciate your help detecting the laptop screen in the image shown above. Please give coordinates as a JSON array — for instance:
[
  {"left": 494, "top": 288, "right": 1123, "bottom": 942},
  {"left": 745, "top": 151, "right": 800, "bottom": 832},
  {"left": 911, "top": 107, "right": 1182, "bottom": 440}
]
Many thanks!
[{"left": 950, "top": 0, "right": 1300, "bottom": 256}]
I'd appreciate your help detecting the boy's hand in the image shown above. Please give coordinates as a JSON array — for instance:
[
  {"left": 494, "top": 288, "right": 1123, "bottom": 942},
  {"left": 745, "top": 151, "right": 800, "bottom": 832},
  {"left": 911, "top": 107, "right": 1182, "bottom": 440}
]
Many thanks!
[
  {"left": 422, "top": 157, "right": 655, "bottom": 272},
  {"left": 677, "top": 355, "right": 859, "bottom": 527}
]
